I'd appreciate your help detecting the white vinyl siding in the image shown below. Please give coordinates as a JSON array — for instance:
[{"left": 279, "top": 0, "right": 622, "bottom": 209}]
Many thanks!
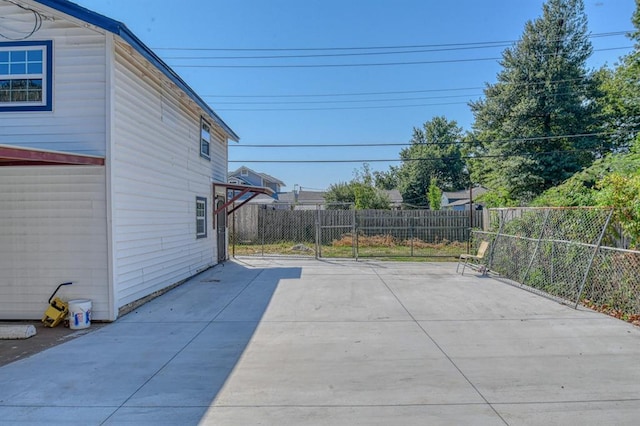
[
  {"left": 210, "top": 127, "right": 228, "bottom": 183},
  {"left": 0, "top": 2, "right": 107, "bottom": 156},
  {"left": 110, "top": 41, "right": 220, "bottom": 308},
  {"left": 0, "top": 166, "right": 109, "bottom": 320}
]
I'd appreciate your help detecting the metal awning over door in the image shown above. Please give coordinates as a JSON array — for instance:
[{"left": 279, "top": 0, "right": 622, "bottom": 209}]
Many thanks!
[{"left": 212, "top": 182, "right": 275, "bottom": 215}]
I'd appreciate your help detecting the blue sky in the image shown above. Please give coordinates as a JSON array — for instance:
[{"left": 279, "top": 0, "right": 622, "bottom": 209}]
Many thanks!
[{"left": 73, "top": 0, "right": 636, "bottom": 191}]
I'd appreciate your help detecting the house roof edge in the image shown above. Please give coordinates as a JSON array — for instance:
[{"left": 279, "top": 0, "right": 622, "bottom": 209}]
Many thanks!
[{"left": 31, "top": 0, "right": 239, "bottom": 142}]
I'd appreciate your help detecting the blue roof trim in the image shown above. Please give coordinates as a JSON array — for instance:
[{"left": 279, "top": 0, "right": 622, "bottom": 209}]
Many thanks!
[{"left": 32, "top": 0, "right": 239, "bottom": 141}]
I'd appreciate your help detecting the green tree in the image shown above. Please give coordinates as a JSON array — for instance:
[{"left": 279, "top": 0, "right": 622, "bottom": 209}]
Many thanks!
[
  {"left": 531, "top": 1, "right": 640, "bottom": 208},
  {"left": 469, "top": 0, "right": 601, "bottom": 204},
  {"left": 596, "top": 0, "right": 640, "bottom": 151},
  {"left": 596, "top": 171, "right": 640, "bottom": 249},
  {"left": 397, "top": 116, "right": 468, "bottom": 207},
  {"left": 428, "top": 180, "right": 442, "bottom": 210},
  {"left": 323, "top": 181, "right": 355, "bottom": 208},
  {"left": 373, "top": 167, "right": 399, "bottom": 190},
  {"left": 324, "top": 164, "right": 391, "bottom": 210}
]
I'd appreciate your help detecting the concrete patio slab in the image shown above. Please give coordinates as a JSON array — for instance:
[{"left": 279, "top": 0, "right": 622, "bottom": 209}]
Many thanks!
[{"left": 0, "top": 257, "right": 638, "bottom": 425}]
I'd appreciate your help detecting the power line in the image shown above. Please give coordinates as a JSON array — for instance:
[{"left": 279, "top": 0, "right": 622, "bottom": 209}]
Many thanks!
[
  {"left": 153, "top": 31, "right": 630, "bottom": 53},
  {"left": 167, "top": 46, "right": 632, "bottom": 69},
  {"left": 229, "top": 131, "right": 634, "bottom": 148},
  {"left": 212, "top": 93, "right": 484, "bottom": 105},
  {"left": 228, "top": 148, "right": 628, "bottom": 164},
  {"left": 201, "top": 78, "right": 593, "bottom": 99},
  {"left": 209, "top": 86, "right": 603, "bottom": 106},
  {"left": 216, "top": 101, "right": 470, "bottom": 112},
  {"left": 203, "top": 86, "right": 484, "bottom": 99},
  {"left": 162, "top": 43, "right": 513, "bottom": 60},
  {"left": 171, "top": 56, "right": 504, "bottom": 69}
]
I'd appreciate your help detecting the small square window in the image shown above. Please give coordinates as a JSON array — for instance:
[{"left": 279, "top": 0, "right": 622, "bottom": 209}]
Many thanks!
[{"left": 196, "top": 197, "right": 207, "bottom": 238}]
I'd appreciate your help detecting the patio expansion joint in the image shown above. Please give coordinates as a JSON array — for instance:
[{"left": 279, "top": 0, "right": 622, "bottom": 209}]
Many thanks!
[
  {"left": 372, "top": 269, "right": 510, "bottom": 426},
  {"left": 99, "top": 267, "right": 269, "bottom": 425}
]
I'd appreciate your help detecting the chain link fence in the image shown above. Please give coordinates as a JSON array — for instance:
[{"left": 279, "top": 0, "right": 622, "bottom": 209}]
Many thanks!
[{"left": 473, "top": 207, "right": 640, "bottom": 322}]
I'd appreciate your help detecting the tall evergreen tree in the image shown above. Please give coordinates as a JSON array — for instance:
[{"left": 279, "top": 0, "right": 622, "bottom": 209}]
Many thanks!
[
  {"left": 468, "top": 0, "right": 601, "bottom": 203},
  {"left": 397, "top": 116, "right": 468, "bottom": 207},
  {"left": 597, "top": 0, "right": 640, "bottom": 151}
]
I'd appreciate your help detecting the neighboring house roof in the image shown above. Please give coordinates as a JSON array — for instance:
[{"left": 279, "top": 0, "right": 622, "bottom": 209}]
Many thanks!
[
  {"left": 443, "top": 187, "right": 488, "bottom": 201},
  {"left": 228, "top": 166, "right": 285, "bottom": 186},
  {"left": 297, "top": 190, "right": 325, "bottom": 203},
  {"left": 383, "top": 189, "right": 403, "bottom": 205},
  {"left": 258, "top": 172, "right": 285, "bottom": 187},
  {"left": 32, "top": 0, "right": 239, "bottom": 142},
  {"left": 228, "top": 176, "right": 251, "bottom": 186},
  {"left": 443, "top": 199, "right": 474, "bottom": 207},
  {"left": 244, "top": 194, "right": 277, "bottom": 204}
]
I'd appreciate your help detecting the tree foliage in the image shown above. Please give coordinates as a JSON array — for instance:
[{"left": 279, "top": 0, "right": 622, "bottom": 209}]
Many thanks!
[
  {"left": 427, "top": 180, "right": 442, "bottom": 210},
  {"left": 324, "top": 164, "right": 391, "bottom": 210},
  {"left": 596, "top": 171, "right": 640, "bottom": 249},
  {"left": 531, "top": 1, "right": 640, "bottom": 210},
  {"left": 396, "top": 116, "right": 468, "bottom": 207},
  {"left": 373, "top": 167, "right": 399, "bottom": 190},
  {"left": 595, "top": 0, "right": 640, "bottom": 151},
  {"left": 469, "top": 0, "right": 601, "bottom": 204}
]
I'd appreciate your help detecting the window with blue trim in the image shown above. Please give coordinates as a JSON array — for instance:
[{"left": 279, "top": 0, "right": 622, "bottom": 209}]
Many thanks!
[{"left": 0, "top": 41, "right": 52, "bottom": 112}]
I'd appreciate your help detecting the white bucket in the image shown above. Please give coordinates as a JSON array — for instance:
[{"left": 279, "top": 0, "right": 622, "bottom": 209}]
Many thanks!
[{"left": 68, "top": 299, "right": 92, "bottom": 330}]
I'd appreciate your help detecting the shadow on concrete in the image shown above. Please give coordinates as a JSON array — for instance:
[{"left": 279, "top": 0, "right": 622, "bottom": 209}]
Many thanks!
[
  {"left": 103, "top": 260, "right": 302, "bottom": 422},
  {"left": 0, "top": 260, "right": 301, "bottom": 425}
]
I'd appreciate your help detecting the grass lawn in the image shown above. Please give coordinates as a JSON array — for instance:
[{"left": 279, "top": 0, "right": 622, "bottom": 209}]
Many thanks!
[{"left": 231, "top": 237, "right": 468, "bottom": 260}]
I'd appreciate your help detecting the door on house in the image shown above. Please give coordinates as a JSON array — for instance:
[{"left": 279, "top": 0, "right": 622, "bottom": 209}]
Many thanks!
[{"left": 216, "top": 196, "right": 227, "bottom": 262}]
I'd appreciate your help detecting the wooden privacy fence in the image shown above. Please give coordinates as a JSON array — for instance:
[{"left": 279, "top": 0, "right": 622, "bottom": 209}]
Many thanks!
[{"left": 229, "top": 204, "right": 484, "bottom": 258}]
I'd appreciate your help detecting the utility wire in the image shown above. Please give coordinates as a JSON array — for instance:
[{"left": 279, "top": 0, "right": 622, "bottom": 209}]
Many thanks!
[
  {"left": 216, "top": 101, "right": 469, "bottom": 111},
  {"left": 0, "top": 0, "right": 43, "bottom": 40},
  {"left": 230, "top": 130, "right": 637, "bottom": 148},
  {"left": 212, "top": 93, "right": 484, "bottom": 105},
  {"left": 204, "top": 86, "right": 483, "bottom": 98},
  {"left": 201, "top": 78, "right": 595, "bottom": 99},
  {"left": 171, "top": 56, "right": 504, "bottom": 69},
  {"left": 228, "top": 147, "right": 630, "bottom": 164},
  {"left": 162, "top": 43, "right": 513, "bottom": 60},
  {"left": 153, "top": 31, "right": 630, "bottom": 52},
  {"left": 167, "top": 45, "right": 632, "bottom": 69},
  {"left": 209, "top": 87, "right": 603, "bottom": 105}
]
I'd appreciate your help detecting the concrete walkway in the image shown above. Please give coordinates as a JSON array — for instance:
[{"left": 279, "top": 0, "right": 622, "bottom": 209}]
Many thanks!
[{"left": 0, "top": 258, "right": 639, "bottom": 425}]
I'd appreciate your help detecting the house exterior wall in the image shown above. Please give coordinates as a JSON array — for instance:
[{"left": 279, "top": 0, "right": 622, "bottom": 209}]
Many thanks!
[
  {"left": 0, "top": 166, "right": 109, "bottom": 319},
  {"left": 110, "top": 39, "right": 226, "bottom": 310},
  {"left": 0, "top": 1, "right": 107, "bottom": 156},
  {"left": 0, "top": 1, "right": 234, "bottom": 320}
]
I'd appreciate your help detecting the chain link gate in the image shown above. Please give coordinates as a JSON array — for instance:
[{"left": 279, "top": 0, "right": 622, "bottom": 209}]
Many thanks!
[{"left": 231, "top": 204, "right": 481, "bottom": 260}]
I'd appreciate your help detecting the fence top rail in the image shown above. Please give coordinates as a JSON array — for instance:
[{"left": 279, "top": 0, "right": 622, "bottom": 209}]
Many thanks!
[
  {"left": 598, "top": 245, "right": 640, "bottom": 255},
  {"left": 490, "top": 206, "right": 612, "bottom": 211},
  {"left": 471, "top": 229, "right": 639, "bottom": 253}
]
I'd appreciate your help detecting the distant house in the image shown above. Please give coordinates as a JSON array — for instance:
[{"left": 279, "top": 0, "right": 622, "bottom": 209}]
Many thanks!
[
  {"left": 278, "top": 189, "right": 327, "bottom": 210},
  {"left": 383, "top": 189, "right": 404, "bottom": 209},
  {"left": 441, "top": 187, "right": 488, "bottom": 211},
  {"left": 0, "top": 0, "right": 240, "bottom": 321},
  {"left": 276, "top": 188, "right": 402, "bottom": 210},
  {"left": 228, "top": 166, "right": 285, "bottom": 197}
]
